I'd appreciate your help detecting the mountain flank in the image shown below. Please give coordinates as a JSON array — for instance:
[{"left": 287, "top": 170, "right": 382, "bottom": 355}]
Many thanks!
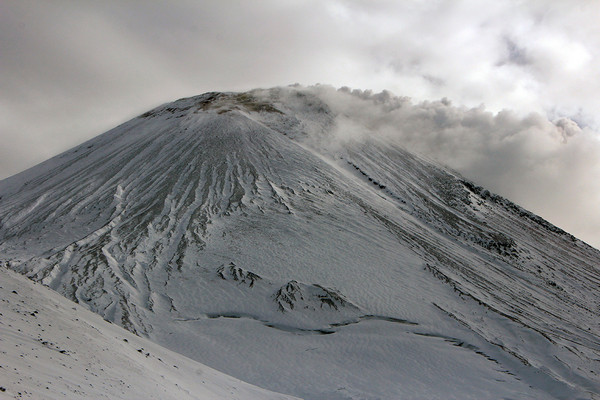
[{"left": 1, "top": 86, "right": 599, "bottom": 399}]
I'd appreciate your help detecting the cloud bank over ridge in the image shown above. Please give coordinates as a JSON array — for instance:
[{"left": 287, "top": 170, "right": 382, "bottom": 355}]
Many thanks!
[{"left": 306, "top": 86, "right": 600, "bottom": 248}]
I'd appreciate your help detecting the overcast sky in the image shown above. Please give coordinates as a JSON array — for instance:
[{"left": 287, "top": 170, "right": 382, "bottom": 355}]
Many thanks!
[{"left": 2, "top": 0, "right": 600, "bottom": 247}]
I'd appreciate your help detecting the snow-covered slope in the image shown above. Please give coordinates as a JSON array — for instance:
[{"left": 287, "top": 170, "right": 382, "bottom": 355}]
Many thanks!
[
  {"left": 0, "top": 265, "right": 298, "bottom": 400},
  {"left": 1, "top": 87, "right": 599, "bottom": 399}
]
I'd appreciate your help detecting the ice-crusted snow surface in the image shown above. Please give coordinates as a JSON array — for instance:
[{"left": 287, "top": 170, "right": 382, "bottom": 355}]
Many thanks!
[
  {"left": 1, "top": 87, "right": 599, "bottom": 399},
  {"left": 0, "top": 266, "right": 298, "bottom": 400}
]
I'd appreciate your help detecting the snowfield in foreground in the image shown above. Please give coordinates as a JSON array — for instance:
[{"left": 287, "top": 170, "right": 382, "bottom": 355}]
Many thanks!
[{"left": 0, "top": 266, "right": 297, "bottom": 400}]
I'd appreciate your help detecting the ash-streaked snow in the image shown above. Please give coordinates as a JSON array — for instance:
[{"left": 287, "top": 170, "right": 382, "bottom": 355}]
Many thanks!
[{"left": 1, "top": 87, "right": 599, "bottom": 399}]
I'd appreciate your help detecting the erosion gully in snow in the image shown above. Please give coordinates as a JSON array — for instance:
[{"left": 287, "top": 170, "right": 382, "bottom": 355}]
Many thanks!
[{"left": 1, "top": 86, "right": 599, "bottom": 399}]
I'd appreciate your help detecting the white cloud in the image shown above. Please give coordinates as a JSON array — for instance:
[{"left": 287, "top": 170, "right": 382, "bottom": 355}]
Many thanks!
[{"left": 312, "top": 86, "right": 600, "bottom": 248}]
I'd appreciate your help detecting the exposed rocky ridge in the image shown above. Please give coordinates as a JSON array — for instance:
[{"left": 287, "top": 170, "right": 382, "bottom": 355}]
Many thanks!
[
  {"left": 273, "top": 280, "right": 359, "bottom": 313},
  {"left": 217, "top": 262, "right": 262, "bottom": 287}
]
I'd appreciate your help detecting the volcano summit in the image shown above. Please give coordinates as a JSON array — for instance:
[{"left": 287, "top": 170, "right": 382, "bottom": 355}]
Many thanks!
[{"left": 1, "top": 87, "right": 599, "bottom": 399}]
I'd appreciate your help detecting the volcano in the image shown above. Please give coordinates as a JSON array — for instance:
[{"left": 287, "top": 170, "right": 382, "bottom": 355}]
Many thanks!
[{"left": 1, "top": 87, "right": 599, "bottom": 399}]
